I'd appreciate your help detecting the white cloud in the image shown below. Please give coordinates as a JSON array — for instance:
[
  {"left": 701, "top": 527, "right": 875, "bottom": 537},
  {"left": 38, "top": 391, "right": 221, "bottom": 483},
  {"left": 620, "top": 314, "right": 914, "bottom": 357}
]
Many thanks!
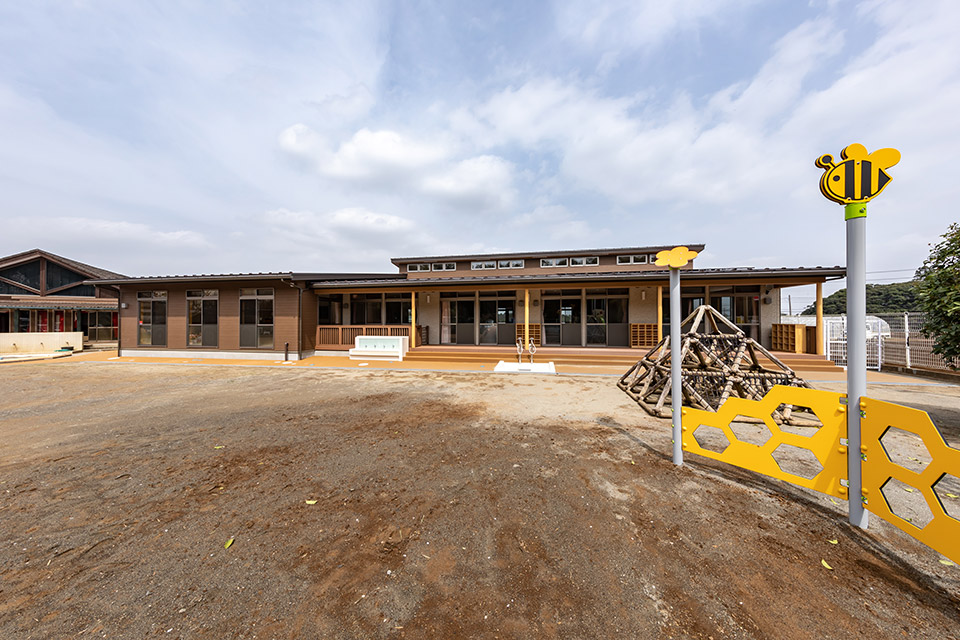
[
  {"left": 257, "top": 207, "right": 435, "bottom": 272},
  {"left": 320, "top": 128, "right": 449, "bottom": 180},
  {"left": 278, "top": 125, "right": 517, "bottom": 212},
  {"left": 554, "top": 0, "right": 758, "bottom": 67},
  {"left": 420, "top": 155, "right": 516, "bottom": 210},
  {"left": 507, "top": 204, "right": 612, "bottom": 247}
]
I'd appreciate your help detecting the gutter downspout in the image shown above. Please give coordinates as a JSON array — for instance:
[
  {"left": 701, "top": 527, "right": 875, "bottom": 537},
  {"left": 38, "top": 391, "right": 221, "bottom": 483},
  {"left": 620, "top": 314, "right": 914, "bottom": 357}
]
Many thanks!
[
  {"left": 108, "top": 285, "right": 122, "bottom": 357},
  {"left": 282, "top": 277, "right": 304, "bottom": 361}
]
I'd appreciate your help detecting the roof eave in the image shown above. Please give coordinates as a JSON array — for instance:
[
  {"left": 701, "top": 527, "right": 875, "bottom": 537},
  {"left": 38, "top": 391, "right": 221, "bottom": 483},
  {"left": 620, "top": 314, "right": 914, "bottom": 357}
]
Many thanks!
[{"left": 390, "top": 244, "right": 707, "bottom": 266}]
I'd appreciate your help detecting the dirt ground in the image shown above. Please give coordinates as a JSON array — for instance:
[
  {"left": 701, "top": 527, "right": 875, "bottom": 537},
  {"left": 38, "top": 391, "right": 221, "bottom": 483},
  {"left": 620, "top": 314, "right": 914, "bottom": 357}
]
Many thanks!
[{"left": 1, "top": 359, "right": 959, "bottom": 639}]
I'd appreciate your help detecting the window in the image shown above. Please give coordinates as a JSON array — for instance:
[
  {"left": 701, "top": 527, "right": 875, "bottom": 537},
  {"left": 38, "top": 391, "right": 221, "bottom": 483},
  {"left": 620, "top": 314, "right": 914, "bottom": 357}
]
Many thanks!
[
  {"left": 471, "top": 261, "right": 497, "bottom": 270},
  {"left": 570, "top": 256, "right": 599, "bottom": 267},
  {"left": 317, "top": 295, "right": 342, "bottom": 325},
  {"left": 45, "top": 262, "right": 86, "bottom": 290},
  {"left": 350, "top": 293, "right": 382, "bottom": 324},
  {"left": 540, "top": 258, "right": 569, "bottom": 268},
  {"left": 432, "top": 262, "right": 457, "bottom": 271},
  {"left": 240, "top": 288, "right": 273, "bottom": 349},
  {"left": 137, "top": 291, "right": 167, "bottom": 346},
  {"left": 87, "top": 311, "right": 118, "bottom": 341},
  {"left": 407, "top": 263, "right": 431, "bottom": 272},
  {"left": 498, "top": 259, "right": 524, "bottom": 269},
  {"left": 385, "top": 293, "right": 412, "bottom": 324},
  {"left": 187, "top": 289, "right": 218, "bottom": 347},
  {"left": 617, "top": 254, "right": 649, "bottom": 265}
]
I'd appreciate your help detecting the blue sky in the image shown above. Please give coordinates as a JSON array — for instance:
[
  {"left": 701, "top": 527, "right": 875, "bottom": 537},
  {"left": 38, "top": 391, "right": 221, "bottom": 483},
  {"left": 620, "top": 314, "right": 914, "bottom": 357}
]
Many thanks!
[{"left": 1, "top": 1, "right": 957, "bottom": 311}]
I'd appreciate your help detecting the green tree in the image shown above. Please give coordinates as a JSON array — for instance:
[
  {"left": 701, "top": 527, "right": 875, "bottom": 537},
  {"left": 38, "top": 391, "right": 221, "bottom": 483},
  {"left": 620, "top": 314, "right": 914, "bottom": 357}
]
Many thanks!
[
  {"left": 916, "top": 223, "right": 960, "bottom": 366},
  {"left": 800, "top": 281, "right": 921, "bottom": 315}
]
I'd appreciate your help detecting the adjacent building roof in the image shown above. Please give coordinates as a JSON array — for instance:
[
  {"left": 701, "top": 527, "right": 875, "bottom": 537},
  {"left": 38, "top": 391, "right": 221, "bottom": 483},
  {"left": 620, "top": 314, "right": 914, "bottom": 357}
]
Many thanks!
[
  {"left": 0, "top": 248, "right": 125, "bottom": 280},
  {"left": 86, "top": 272, "right": 402, "bottom": 285},
  {"left": 390, "top": 244, "right": 707, "bottom": 266}
]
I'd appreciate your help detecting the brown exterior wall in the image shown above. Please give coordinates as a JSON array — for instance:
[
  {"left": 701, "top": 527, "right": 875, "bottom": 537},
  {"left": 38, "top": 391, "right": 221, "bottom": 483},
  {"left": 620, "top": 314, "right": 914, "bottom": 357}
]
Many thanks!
[
  {"left": 402, "top": 254, "right": 693, "bottom": 280},
  {"left": 118, "top": 280, "right": 301, "bottom": 353},
  {"left": 300, "top": 289, "right": 318, "bottom": 353}
]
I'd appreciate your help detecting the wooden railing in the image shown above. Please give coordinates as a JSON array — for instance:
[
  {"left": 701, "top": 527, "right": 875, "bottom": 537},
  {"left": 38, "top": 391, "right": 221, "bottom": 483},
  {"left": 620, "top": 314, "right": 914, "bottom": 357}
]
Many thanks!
[{"left": 316, "top": 325, "right": 425, "bottom": 349}]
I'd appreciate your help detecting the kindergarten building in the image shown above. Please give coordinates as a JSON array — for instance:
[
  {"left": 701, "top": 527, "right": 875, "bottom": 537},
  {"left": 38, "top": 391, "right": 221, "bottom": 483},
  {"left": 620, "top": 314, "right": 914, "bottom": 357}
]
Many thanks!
[
  {"left": 0, "top": 249, "right": 121, "bottom": 344},
  {"left": 87, "top": 245, "right": 843, "bottom": 361}
]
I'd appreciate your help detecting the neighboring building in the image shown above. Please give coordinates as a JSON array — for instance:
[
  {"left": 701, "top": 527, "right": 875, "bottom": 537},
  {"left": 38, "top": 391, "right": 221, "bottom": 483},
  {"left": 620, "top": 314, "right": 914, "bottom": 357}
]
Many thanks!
[
  {"left": 0, "top": 249, "right": 122, "bottom": 343},
  {"left": 89, "top": 245, "right": 844, "bottom": 361}
]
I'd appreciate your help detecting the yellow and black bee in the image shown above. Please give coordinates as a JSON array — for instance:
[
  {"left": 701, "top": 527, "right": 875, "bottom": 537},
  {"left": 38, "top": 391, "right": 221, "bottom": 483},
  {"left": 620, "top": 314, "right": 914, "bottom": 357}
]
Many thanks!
[{"left": 816, "top": 143, "right": 901, "bottom": 204}]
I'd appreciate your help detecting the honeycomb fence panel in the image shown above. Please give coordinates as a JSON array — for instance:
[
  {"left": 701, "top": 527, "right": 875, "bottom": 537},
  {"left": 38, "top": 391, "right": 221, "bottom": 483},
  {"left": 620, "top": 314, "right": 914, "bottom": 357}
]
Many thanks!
[
  {"left": 681, "top": 385, "right": 849, "bottom": 499},
  {"left": 861, "top": 397, "right": 960, "bottom": 563}
]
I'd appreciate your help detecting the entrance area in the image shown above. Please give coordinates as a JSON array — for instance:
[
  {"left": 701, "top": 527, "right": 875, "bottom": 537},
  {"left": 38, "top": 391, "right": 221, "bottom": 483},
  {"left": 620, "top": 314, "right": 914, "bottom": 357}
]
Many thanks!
[
  {"left": 441, "top": 291, "right": 516, "bottom": 345},
  {"left": 542, "top": 288, "right": 629, "bottom": 347}
]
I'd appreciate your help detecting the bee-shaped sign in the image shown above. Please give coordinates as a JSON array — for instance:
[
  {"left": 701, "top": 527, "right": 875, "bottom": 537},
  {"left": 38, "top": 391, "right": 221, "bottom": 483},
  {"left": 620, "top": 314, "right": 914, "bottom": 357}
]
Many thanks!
[{"left": 816, "top": 143, "right": 900, "bottom": 204}]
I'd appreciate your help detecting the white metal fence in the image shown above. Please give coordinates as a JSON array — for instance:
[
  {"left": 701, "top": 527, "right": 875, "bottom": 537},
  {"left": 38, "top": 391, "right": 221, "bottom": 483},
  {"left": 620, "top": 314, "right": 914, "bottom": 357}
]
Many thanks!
[
  {"left": 803, "top": 313, "right": 957, "bottom": 373},
  {"left": 873, "top": 313, "right": 957, "bottom": 372},
  {"left": 823, "top": 316, "right": 883, "bottom": 371}
]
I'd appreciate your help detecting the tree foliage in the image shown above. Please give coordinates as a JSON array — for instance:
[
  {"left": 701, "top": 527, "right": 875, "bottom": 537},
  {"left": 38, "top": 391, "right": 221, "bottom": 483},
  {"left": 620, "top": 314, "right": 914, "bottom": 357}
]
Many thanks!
[
  {"left": 800, "top": 281, "right": 921, "bottom": 315},
  {"left": 916, "top": 223, "right": 960, "bottom": 365}
]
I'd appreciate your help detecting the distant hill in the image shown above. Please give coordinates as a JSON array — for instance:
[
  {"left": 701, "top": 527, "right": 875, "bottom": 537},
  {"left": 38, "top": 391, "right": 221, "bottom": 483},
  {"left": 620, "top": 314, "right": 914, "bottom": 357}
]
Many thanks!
[{"left": 801, "top": 281, "right": 921, "bottom": 315}]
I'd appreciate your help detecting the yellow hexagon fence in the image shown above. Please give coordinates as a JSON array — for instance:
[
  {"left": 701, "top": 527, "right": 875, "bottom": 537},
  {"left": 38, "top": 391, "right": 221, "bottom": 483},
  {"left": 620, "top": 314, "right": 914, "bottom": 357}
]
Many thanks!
[
  {"left": 681, "top": 385, "right": 850, "bottom": 499},
  {"left": 861, "top": 397, "right": 960, "bottom": 563}
]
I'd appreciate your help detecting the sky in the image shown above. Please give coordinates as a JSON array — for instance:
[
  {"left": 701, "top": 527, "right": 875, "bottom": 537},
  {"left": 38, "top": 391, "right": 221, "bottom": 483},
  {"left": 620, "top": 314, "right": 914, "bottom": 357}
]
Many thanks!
[{"left": 1, "top": 0, "right": 957, "bottom": 313}]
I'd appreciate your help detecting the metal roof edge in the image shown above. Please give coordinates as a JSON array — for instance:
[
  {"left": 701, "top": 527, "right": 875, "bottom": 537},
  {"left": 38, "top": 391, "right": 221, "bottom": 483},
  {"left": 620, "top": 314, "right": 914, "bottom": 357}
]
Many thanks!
[
  {"left": 312, "top": 266, "right": 846, "bottom": 289},
  {"left": 390, "top": 244, "right": 707, "bottom": 266}
]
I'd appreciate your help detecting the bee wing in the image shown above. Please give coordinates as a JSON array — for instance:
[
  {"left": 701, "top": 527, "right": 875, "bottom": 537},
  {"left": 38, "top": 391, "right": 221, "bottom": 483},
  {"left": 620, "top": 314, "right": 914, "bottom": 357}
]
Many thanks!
[
  {"left": 840, "top": 143, "right": 868, "bottom": 160},
  {"left": 867, "top": 147, "right": 901, "bottom": 169}
]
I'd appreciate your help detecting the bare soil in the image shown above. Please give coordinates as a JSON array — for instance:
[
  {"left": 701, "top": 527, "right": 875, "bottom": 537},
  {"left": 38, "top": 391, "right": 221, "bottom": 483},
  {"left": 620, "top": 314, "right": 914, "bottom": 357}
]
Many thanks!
[{"left": 1, "top": 360, "right": 959, "bottom": 639}]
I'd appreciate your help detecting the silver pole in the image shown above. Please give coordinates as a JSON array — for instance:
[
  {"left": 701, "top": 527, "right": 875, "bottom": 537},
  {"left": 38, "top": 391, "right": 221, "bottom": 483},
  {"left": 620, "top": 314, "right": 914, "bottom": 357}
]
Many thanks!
[
  {"left": 670, "top": 268, "right": 683, "bottom": 466},
  {"left": 846, "top": 206, "right": 869, "bottom": 529}
]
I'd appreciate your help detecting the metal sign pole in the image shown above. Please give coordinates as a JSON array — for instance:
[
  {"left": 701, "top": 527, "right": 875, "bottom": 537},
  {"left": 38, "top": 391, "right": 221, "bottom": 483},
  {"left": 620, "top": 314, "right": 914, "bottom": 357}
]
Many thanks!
[
  {"left": 670, "top": 267, "right": 683, "bottom": 466},
  {"left": 845, "top": 202, "right": 869, "bottom": 529}
]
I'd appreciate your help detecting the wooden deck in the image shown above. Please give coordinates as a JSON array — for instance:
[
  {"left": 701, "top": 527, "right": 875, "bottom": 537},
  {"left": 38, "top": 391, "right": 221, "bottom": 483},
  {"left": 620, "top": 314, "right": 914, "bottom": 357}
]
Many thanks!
[{"left": 404, "top": 345, "right": 842, "bottom": 373}]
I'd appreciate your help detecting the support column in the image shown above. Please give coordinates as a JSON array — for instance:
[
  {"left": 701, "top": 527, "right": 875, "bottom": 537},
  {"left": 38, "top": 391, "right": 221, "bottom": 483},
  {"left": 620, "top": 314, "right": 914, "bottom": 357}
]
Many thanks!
[
  {"left": 410, "top": 291, "right": 416, "bottom": 348},
  {"left": 670, "top": 269, "right": 682, "bottom": 466},
  {"left": 524, "top": 289, "right": 529, "bottom": 347},
  {"left": 581, "top": 288, "right": 587, "bottom": 347},
  {"left": 657, "top": 285, "right": 663, "bottom": 343},
  {"left": 845, "top": 203, "right": 869, "bottom": 529},
  {"left": 815, "top": 282, "right": 824, "bottom": 355}
]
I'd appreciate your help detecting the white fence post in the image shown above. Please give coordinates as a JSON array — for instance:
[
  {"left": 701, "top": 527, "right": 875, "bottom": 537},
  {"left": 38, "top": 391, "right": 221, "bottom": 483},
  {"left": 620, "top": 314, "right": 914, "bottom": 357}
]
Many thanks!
[{"left": 904, "top": 312, "right": 911, "bottom": 369}]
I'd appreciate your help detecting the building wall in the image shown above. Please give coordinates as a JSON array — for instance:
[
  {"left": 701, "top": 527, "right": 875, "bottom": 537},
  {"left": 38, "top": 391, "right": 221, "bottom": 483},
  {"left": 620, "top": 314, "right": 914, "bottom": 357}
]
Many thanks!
[
  {"left": 402, "top": 254, "right": 694, "bottom": 280},
  {"left": 417, "top": 292, "right": 440, "bottom": 345},
  {"left": 118, "top": 280, "right": 300, "bottom": 355},
  {"left": 760, "top": 287, "right": 782, "bottom": 348},
  {"left": 629, "top": 286, "right": 659, "bottom": 323}
]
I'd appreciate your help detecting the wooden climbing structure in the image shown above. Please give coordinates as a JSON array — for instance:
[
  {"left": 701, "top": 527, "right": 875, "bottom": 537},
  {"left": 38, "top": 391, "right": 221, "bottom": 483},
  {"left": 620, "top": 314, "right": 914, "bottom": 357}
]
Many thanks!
[{"left": 618, "top": 305, "right": 812, "bottom": 419}]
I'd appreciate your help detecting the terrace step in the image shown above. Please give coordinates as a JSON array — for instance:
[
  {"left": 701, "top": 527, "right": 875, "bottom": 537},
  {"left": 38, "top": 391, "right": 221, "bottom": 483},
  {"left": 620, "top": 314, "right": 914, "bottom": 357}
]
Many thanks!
[{"left": 403, "top": 346, "right": 843, "bottom": 373}]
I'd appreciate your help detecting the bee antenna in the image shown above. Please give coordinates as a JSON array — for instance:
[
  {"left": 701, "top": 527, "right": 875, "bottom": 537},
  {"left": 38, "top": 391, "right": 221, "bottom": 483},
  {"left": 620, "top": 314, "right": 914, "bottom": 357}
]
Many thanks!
[{"left": 815, "top": 154, "right": 834, "bottom": 169}]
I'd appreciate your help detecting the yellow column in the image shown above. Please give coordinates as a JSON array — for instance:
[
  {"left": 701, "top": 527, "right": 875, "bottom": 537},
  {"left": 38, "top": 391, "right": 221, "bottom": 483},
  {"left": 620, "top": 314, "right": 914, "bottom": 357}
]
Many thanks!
[
  {"left": 411, "top": 291, "right": 417, "bottom": 348},
  {"left": 657, "top": 285, "right": 663, "bottom": 342},
  {"left": 524, "top": 288, "right": 530, "bottom": 346},
  {"left": 815, "top": 282, "right": 824, "bottom": 355}
]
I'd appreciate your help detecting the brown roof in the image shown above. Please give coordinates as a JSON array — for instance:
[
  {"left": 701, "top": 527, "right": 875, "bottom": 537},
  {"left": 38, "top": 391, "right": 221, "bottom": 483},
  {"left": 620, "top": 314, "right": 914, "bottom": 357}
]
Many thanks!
[
  {"left": 86, "top": 272, "right": 400, "bottom": 285},
  {"left": 390, "top": 244, "right": 707, "bottom": 266},
  {"left": 312, "top": 266, "right": 846, "bottom": 289},
  {"left": 0, "top": 249, "right": 125, "bottom": 280}
]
